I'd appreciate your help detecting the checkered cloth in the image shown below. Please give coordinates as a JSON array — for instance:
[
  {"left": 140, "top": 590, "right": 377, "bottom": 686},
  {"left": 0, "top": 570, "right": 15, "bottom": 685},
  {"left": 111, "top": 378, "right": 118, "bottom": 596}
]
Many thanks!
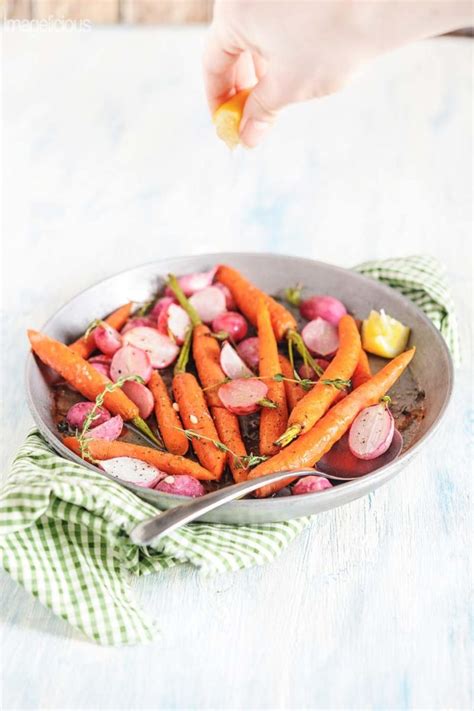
[{"left": 0, "top": 256, "right": 459, "bottom": 645}]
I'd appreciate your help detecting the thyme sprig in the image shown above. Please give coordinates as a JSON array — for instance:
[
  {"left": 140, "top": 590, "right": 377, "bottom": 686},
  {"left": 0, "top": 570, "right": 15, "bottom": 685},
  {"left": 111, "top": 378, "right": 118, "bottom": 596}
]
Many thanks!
[
  {"left": 177, "top": 427, "right": 269, "bottom": 469},
  {"left": 320, "top": 378, "right": 351, "bottom": 391}
]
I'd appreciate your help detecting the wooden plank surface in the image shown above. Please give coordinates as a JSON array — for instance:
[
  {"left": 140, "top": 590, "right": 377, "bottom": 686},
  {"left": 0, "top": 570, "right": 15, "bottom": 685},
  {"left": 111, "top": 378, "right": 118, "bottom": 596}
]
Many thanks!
[
  {"left": 1, "top": 28, "right": 472, "bottom": 711},
  {"left": 31, "top": 0, "right": 119, "bottom": 22}
]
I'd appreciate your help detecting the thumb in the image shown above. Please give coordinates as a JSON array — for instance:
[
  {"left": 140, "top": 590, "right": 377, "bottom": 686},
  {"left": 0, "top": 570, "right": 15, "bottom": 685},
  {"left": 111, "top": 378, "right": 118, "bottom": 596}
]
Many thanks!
[{"left": 239, "top": 70, "right": 289, "bottom": 148}]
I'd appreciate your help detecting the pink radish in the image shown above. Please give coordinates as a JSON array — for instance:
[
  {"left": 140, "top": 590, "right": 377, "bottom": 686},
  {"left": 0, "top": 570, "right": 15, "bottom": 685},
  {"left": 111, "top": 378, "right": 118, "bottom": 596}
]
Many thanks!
[
  {"left": 121, "top": 381, "right": 154, "bottom": 419},
  {"left": 164, "top": 267, "right": 217, "bottom": 298},
  {"left": 348, "top": 404, "right": 395, "bottom": 460},
  {"left": 212, "top": 311, "right": 248, "bottom": 343},
  {"left": 94, "top": 323, "right": 123, "bottom": 356},
  {"left": 189, "top": 286, "right": 226, "bottom": 323},
  {"left": 302, "top": 318, "right": 339, "bottom": 357},
  {"left": 157, "top": 303, "right": 191, "bottom": 345},
  {"left": 300, "top": 295, "right": 347, "bottom": 326},
  {"left": 150, "top": 296, "right": 177, "bottom": 321},
  {"left": 89, "top": 354, "right": 112, "bottom": 365},
  {"left": 86, "top": 414, "right": 123, "bottom": 441},
  {"left": 292, "top": 476, "right": 333, "bottom": 495},
  {"left": 110, "top": 345, "right": 152, "bottom": 384},
  {"left": 236, "top": 337, "right": 260, "bottom": 372},
  {"left": 66, "top": 401, "right": 111, "bottom": 430},
  {"left": 220, "top": 341, "right": 254, "bottom": 380},
  {"left": 155, "top": 474, "right": 205, "bottom": 497},
  {"left": 121, "top": 317, "right": 156, "bottom": 334},
  {"left": 214, "top": 282, "right": 236, "bottom": 310},
  {"left": 122, "top": 327, "right": 179, "bottom": 369},
  {"left": 90, "top": 361, "right": 111, "bottom": 378},
  {"left": 218, "top": 378, "right": 270, "bottom": 415},
  {"left": 100, "top": 457, "right": 166, "bottom": 488},
  {"left": 299, "top": 360, "right": 330, "bottom": 380}
]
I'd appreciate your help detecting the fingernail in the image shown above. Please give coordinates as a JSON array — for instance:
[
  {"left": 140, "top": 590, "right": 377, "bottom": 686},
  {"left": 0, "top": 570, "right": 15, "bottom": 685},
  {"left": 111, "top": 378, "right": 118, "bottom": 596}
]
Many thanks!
[{"left": 240, "top": 119, "right": 271, "bottom": 148}]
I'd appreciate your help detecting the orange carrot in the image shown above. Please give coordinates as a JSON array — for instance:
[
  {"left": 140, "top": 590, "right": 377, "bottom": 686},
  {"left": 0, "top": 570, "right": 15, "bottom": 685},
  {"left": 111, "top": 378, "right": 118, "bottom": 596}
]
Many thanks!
[
  {"left": 278, "top": 354, "right": 306, "bottom": 411},
  {"left": 64, "top": 437, "right": 216, "bottom": 481},
  {"left": 28, "top": 330, "right": 138, "bottom": 421},
  {"left": 215, "top": 265, "right": 297, "bottom": 341},
  {"left": 249, "top": 347, "right": 416, "bottom": 496},
  {"left": 275, "top": 315, "right": 361, "bottom": 446},
  {"left": 352, "top": 349, "right": 372, "bottom": 389},
  {"left": 148, "top": 371, "right": 189, "bottom": 456},
  {"left": 257, "top": 299, "right": 288, "bottom": 455},
  {"left": 211, "top": 405, "right": 249, "bottom": 483},
  {"left": 69, "top": 302, "right": 132, "bottom": 359},
  {"left": 172, "top": 371, "right": 226, "bottom": 480}
]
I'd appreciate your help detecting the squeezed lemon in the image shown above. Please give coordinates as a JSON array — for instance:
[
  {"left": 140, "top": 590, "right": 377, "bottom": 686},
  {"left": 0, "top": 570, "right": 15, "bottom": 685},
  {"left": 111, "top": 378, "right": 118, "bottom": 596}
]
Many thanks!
[
  {"left": 362, "top": 309, "right": 410, "bottom": 358},
  {"left": 213, "top": 89, "right": 251, "bottom": 149}
]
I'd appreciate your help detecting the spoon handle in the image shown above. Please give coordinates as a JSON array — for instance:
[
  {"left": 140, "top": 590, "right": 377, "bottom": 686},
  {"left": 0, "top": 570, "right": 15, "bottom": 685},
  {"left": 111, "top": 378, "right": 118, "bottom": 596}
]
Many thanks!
[{"left": 130, "top": 468, "right": 318, "bottom": 545}]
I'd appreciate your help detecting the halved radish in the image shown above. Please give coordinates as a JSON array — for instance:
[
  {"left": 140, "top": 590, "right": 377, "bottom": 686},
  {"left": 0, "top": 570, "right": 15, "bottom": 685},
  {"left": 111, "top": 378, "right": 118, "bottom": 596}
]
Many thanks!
[
  {"left": 220, "top": 342, "right": 254, "bottom": 380},
  {"left": 157, "top": 303, "right": 191, "bottom": 345},
  {"left": 89, "top": 354, "right": 112, "bottom": 365},
  {"left": 121, "top": 317, "right": 156, "bottom": 335},
  {"left": 110, "top": 345, "right": 152, "bottom": 384},
  {"left": 66, "top": 401, "right": 111, "bottom": 430},
  {"left": 348, "top": 404, "right": 395, "bottom": 460},
  {"left": 155, "top": 474, "right": 205, "bottom": 497},
  {"left": 90, "top": 361, "right": 111, "bottom": 379},
  {"left": 292, "top": 476, "right": 333, "bottom": 495},
  {"left": 100, "top": 457, "right": 166, "bottom": 488},
  {"left": 300, "top": 295, "right": 347, "bottom": 326},
  {"left": 94, "top": 323, "right": 123, "bottom": 356},
  {"left": 212, "top": 312, "right": 248, "bottom": 343},
  {"left": 214, "top": 282, "right": 236, "bottom": 310},
  {"left": 218, "top": 378, "right": 269, "bottom": 415},
  {"left": 236, "top": 337, "right": 260, "bottom": 372},
  {"left": 302, "top": 317, "right": 339, "bottom": 357},
  {"left": 164, "top": 267, "right": 217, "bottom": 298},
  {"left": 86, "top": 414, "right": 123, "bottom": 441},
  {"left": 298, "top": 360, "right": 330, "bottom": 380},
  {"left": 189, "top": 286, "right": 226, "bottom": 323},
  {"left": 150, "top": 296, "right": 177, "bottom": 321},
  {"left": 121, "top": 381, "right": 154, "bottom": 419},
  {"left": 122, "top": 327, "right": 179, "bottom": 369}
]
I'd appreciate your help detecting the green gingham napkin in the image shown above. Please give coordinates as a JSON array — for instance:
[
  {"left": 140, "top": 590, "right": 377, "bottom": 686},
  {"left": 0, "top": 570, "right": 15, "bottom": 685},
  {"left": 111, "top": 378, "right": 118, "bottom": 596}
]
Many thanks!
[{"left": 0, "top": 255, "right": 459, "bottom": 646}]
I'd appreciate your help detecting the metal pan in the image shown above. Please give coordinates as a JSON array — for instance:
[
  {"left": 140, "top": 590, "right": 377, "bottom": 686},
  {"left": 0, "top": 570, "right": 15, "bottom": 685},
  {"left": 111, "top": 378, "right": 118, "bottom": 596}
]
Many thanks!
[{"left": 25, "top": 252, "right": 453, "bottom": 524}]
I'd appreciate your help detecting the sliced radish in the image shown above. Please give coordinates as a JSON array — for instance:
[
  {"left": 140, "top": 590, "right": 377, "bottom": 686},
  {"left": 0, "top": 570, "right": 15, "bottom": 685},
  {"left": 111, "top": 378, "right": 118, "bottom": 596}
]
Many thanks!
[
  {"left": 212, "top": 312, "right": 248, "bottom": 343},
  {"left": 89, "top": 354, "right": 112, "bottom": 365},
  {"left": 121, "top": 381, "right": 154, "bottom": 419},
  {"left": 110, "top": 344, "right": 153, "bottom": 384},
  {"left": 94, "top": 323, "right": 123, "bottom": 356},
  {"left": 155, "top": 474, "right": 205, "bottom": 497},
  {"left": 236, "top": 337, "right": 260, "bottom": 372},
  {"left": 302, "top": 317, "right": 339, "bottom": 357},
  {"left": 292, "top": 476, "right": 333, "bottom": 495},
  {"left": 100, "top": 457, "right": 166, "bottom": 488},
  {"left": 348, "top": 404, "right": 395, "bottom": 460},
  {"left": 150, "top": 296, "right": 177, "bottom": 321},
  {"left": 218, "top": 378, "right": 269, "bottom": 415},
  {"left": 157, "top": 303, "right": 191, "bottom": 345},
  {"left": 220, "top": 341, "right": 254, "bottom": 380},
  {"left": 122, "top": 327, "right": 179, "bottom": 369},
  {"left": 121, "top": 317, "right": 156, "bottom": 335},
  {"left": 300, "top": 295, "right": 347, "bottom": 326},
  {"left": 164, "top": 267, "right": 217, "bottom": 298},
  {"left": 189, "top": 286, "right": 226, "bottom": 324},
  {"left": 90, "top": 361, "right": 111, "bottom": 379},
  {"left": 66, "top": 401, "right": 111, "bottom": 430},
  {"left": 86, "top": 414, "right": 123, "bottom": 441},
  {"left": 299, "top": 360, "right": 330, "bottom": 380},
  {"left": 214, "top": 282, "right": 236, "bottom": 310}
]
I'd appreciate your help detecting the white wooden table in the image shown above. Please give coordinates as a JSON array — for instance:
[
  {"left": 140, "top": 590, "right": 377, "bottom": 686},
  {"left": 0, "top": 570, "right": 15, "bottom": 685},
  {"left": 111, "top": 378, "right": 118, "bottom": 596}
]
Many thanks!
[{"left": 1, "top": 27, "right": 472, "bottom": 710}]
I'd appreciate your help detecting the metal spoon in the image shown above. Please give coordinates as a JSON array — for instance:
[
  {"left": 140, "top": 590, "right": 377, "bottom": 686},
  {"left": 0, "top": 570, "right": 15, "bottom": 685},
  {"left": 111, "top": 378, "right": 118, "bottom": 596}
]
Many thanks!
[{"left": 130, "top": 468, "right": 318, "bottom": 545}]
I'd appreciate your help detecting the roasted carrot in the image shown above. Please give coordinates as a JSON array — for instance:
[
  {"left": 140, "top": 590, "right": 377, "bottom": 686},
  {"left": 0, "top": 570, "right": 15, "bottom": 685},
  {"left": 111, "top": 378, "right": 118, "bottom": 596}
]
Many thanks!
[
  {"left": 249, "top": 347, "right": 416, "bottom": 497},
  {"left": 215, "top": 264, "right": 297, "bottom": 341},
  {"left": 172, "top": 371, "right": 227, "bottom": 480},
  {"left": 275, "top": 315, "right": 361, "bottom": 446},
  {"left": 257, "top": 300, "right": 288, "bottom": 456},
  {"left": 148, "top": 371, "right": 189, "bottom": 456},
  {"left": 69, "top": 302, "right": 132, "bottom": 359},
  {"left": 64, "top": 437, "right": 216, "bottom": 481},
  {"left": 278, "top": 354, "right": 306, "bottom": 411},
  {"left": 352, "top": 350, "right": 372, "bottom": 389},
  {"left": 211, "top": 405, "right": 249, "bottom": 483}
]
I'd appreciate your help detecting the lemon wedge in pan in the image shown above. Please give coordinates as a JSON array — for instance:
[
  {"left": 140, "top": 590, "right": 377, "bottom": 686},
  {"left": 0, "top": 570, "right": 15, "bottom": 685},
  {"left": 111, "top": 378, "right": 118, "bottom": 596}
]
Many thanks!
[{"left": 362, "top": 309, "right": 410, "bottom": 359}]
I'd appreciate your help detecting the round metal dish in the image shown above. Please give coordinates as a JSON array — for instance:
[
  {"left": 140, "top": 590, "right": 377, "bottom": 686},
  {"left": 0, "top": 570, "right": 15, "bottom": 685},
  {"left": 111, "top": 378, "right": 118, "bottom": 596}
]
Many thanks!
[{"left": 25, "top": 252, "right": 454, "bottom": 524}]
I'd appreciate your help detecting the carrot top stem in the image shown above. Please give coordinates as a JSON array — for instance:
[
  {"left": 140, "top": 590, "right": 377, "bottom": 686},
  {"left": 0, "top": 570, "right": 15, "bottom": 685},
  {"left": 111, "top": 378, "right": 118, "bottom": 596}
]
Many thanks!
[
  {"left": 274, "top": 423, "right": 302, "bottom": 448},
  {"left": 167, "top": 274, "right": 202, "bottom": 327},
  {"left": 286, "top": 330, "right": 324, "bottom": 378},
  {"left": 258, "top": 398, "right": 278, "bottom": 409},
  {"left": 283, "top": 284, "right": 303, "bottom": 308},
  {"left": 174, "top": 327, "right": 193, "bottom": 375},
  {"left": 131, "top": 416, "right": 164, "bottom": 449}
]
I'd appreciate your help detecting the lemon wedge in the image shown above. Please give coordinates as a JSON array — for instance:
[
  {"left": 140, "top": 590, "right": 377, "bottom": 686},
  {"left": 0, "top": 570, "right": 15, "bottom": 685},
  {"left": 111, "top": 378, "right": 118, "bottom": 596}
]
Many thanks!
[
  {"left": 362, "top": 309, "right": 410, "bottom": 358},
  {"left": 213, "top": 89, "right": 251, "bottom": 149}
]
